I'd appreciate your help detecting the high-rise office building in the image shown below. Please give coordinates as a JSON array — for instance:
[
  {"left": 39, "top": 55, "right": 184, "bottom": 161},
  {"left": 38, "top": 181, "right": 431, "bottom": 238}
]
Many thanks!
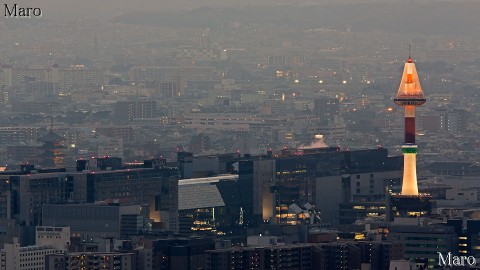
[
  {"left": 1, "top": 159, "right": 179, "bottom": 232},
  {"left": 0, "top": 166, "right": 72, "bottom": 226},
  {"left": 71, "top": 161, "right": 179, "bottom": 232},
  {"left": 237, "top": 148, "right": 401, "bottom": 226}
]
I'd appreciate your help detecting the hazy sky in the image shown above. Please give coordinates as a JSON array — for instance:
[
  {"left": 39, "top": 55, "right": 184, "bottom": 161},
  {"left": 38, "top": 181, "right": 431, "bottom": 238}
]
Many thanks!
[
  {"left": 5, "top": 0, "right": 273, "bottom": 19},
  {"left": 5, "top": 0, "right": 427, "bottom": 19},
  {"left": 2, "top": 0, "right": 470, "bottom": 22}
]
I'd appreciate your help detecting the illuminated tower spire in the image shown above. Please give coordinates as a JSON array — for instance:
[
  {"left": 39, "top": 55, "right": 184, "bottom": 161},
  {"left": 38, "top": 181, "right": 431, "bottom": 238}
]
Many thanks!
[{"left": 394, "top": 55, "right": 426, "bottom": 196}]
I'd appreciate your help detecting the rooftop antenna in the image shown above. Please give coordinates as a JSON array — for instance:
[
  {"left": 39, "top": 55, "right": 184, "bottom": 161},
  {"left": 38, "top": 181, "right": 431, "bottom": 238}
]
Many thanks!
[{"left": 408, "top": 44, "right": 413, "bottom": 63}]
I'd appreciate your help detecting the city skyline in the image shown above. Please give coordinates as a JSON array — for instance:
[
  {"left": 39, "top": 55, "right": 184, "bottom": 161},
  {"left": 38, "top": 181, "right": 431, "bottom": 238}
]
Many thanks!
[{"left": 0, "top": 1, "right": 479, "bottom": 269}]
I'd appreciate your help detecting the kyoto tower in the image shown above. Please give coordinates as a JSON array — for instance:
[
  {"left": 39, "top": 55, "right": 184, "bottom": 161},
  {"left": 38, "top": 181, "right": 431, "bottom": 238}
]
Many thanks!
[
  {"left": 387, "top": 52, "right": 432, "bottom": 221},
  {"left": 394, "top": 54, "right": 426, "bottom": 196}
]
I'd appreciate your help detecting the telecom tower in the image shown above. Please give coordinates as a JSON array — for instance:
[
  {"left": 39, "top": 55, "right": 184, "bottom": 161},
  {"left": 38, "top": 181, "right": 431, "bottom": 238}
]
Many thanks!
[{"left": 387, "top": 54, "right": 432, "bottom": 221}]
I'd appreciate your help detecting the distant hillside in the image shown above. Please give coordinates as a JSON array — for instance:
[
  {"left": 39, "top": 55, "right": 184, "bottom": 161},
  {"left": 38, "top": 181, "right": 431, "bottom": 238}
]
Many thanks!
[{"left": 112, "top": 2, "right": 480, "bottom": 36}]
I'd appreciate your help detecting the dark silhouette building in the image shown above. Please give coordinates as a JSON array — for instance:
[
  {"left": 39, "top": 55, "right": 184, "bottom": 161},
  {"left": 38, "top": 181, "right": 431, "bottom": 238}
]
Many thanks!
[
  {"left": 206, "top": 243, "right": 314, "bottom": 270},
  {"left": 147, "top": 237, "right": 215, "bottom": 270}
]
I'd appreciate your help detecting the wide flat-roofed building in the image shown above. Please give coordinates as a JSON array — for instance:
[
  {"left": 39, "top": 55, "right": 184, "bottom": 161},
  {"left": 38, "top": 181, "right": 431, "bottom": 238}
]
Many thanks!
[
  {"left": 1, "top": 159, "right": 179, "bottom": 232},
  {"left": 46, "top": 252, "right": 134, "bottom": 270},
  {"left": 206, "top": 243, "right": 314, "bottom": 270},
  {"left": 0, "top": 168, "right": 72, "bottom": 226},
  {"left": 42, "top": 204, "right": 144, "bottom": 240}
]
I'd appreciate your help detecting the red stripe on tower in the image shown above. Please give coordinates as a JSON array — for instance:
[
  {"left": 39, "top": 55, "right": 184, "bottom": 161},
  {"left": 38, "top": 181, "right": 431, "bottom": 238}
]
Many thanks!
[{"left": 405, "top": 117, "right": 415, "bottom": 144}]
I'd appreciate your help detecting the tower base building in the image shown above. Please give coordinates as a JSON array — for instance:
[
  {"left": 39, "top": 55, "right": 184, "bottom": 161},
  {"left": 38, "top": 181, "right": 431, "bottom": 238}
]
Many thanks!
[{"left": 387, "top": 194, "right": 433, "bottom": 222}]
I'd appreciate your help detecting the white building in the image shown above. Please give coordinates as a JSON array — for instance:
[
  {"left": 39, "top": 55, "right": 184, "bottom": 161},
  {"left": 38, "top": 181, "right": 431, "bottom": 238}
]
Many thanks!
[{"left": 0, "top": 238, "right": 64, "bottom": 270}]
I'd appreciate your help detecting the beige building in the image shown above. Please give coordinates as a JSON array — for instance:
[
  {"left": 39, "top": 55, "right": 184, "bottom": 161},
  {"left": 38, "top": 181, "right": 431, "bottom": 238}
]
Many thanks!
[
  {"left": 36, "top": 227, "right": 71, "bottom": 250},
  {"left": 1, "top": 65, "right": 105, "bottom": 91},
  {"left": 128, "top": 66, "right": 217, "bottom": 83},
  {"left": 183, "top": 112, "right": 264, "bottom": 131},
  {"left": 0, "top": 237, "right": 65, "bottom": 270}
]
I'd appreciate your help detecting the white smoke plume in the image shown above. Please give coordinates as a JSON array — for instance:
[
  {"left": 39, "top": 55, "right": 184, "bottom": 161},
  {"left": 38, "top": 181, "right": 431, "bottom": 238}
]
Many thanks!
[{"left": 299, "top": 134, "right": 328, "bottom": 149}]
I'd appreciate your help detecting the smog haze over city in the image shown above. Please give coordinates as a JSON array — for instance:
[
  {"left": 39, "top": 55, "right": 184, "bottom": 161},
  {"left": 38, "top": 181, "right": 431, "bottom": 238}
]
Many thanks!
[{"left": 0, "top": 0, "right": 479, "bottom": 269}]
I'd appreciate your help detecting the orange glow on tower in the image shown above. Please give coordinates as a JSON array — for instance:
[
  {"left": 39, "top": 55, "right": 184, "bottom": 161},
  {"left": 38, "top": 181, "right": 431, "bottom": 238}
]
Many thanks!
[
  {"left": 394, "top": 57, "right": 426, "bottom": 196},
  {"left": 394, "top": 60, "right": 425, "bottom": 105}
]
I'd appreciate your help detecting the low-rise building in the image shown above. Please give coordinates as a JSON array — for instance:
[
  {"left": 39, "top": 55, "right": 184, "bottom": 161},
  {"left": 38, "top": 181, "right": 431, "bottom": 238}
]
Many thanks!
[
  {"left": 46, "top": 252, "right": 134, "bottom": 270},
  {"left": 1, "top": 238, "right": 64, "bottom": 270}
]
